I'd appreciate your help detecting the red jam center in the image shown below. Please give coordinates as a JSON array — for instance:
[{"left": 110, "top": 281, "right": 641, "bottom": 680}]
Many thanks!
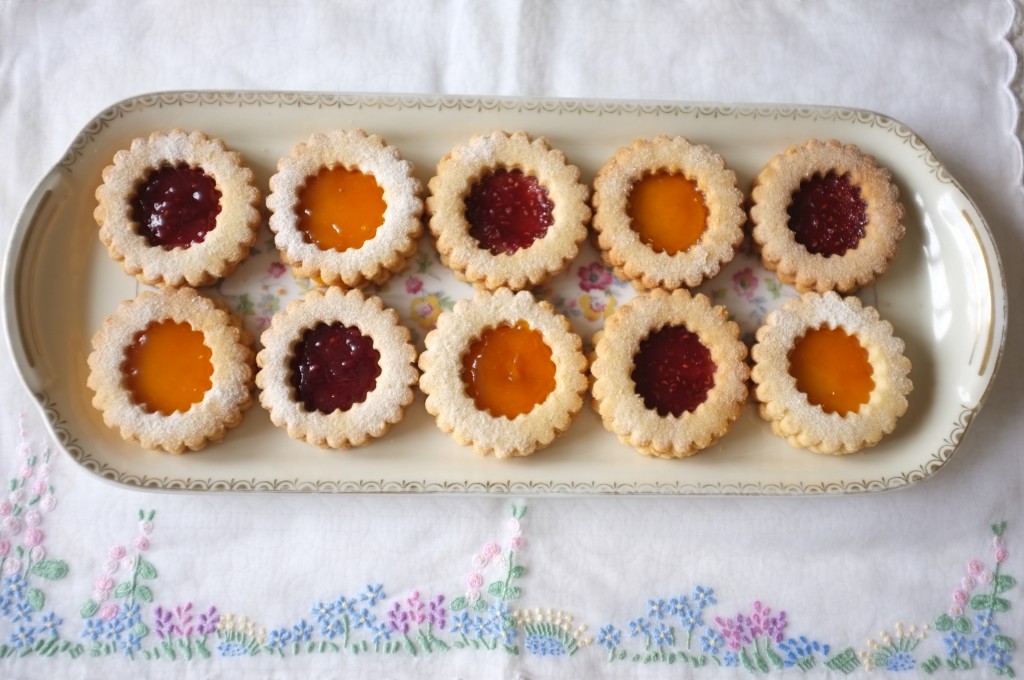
[
  {"left": 289, "top": 322, "right": 381, "bottom": 414},
  {"left": 631, "top": 325, "right": 716, "bottom": 417},
  {"left": 787, "top": 171, "right": 867, "bottom": 257},
  {"left": 131, "top": 164, "right": 222, "bottom": 250},
  {"left": 465, "top": 169, "right": 555, "bottom": 255}
]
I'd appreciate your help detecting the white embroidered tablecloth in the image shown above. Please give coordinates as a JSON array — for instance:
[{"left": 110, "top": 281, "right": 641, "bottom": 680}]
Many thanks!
[{"left": 0, "top": 2, "right": 1021, "bottom": 678}]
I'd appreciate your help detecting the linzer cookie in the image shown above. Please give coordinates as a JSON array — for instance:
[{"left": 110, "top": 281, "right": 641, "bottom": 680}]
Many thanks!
[
  {"left": 592, "top": 136, "right": 745, "bottom": 290},
  {"left": 418, "top": 287, "right": 588, "bottom": 458},
  {"left": 86, "top": 287, "right": 255, "bottom": 453},
  {"left": 750, "top": 139, "right": 905, "bottom": 293},
  {"left": 256, "top": 288, "right": 418, "bottom": 449},
  {"left": 95, "top": 129, "right": 261, "bottom": 287},
  {"left": 591, "top": 289, "right": 749, "bottom": 458},
  {"left": 751, "top": 291, "right": 912, "bottom": 454},
  {"left": 267, "top": 129, "right": 423, "bottom": 288},
  {"left": 426, "top": 131, "right": 590, "bottom": 290}
]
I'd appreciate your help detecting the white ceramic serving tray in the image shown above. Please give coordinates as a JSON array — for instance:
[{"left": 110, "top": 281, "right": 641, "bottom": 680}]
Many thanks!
[{"left": 2, "top": 91, "right": 1008, "bottom": 494}]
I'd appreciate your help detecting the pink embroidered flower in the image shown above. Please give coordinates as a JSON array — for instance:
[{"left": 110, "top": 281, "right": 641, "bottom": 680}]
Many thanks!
[
  {"left": 962, "top": 576, "right": 977, "bottom": 591},
  {"left": 578, "top": 262, "right": 614, "bottom": 292},
  {"left": 39, "top": 495, "right": 56, "bottom": 513},
  {"left": 980, "top": 570, "right": 995, "bottom": 585},
  {"left": 466, "top": 589, "right": 481, "bottom": 604},
  {"left": 102, "top": 560, "right": 118, "bottom": 575},
  {"left": 3, "top": 558, "right": 20, "bottom": 575},
  {"left": 466, "top": 572, "right": 484, "bottom": 589},
  {"left": 8, "top": 490, "right": 24, "bottom": 504},
  {"left": 995, "top": 547, "right": 1009, "bottom": 564},
  {"left": 121, "top": 556, "right": 136, "bottom": 571},
  {"left": 138, "top": 520, "right": 154, "bottom": 536},
  {"left": 405, "top": 277, "right": 424, "bottom": 295},
  {"left": 510, "top": 535, "right": 524, "bottom": 552},
  {"left": 3, "top": 517, "right": 22, "bottom": 535},
  {"left": 508, "top": 518, "right": 521, "bottom": 534},
  {"left": 15, "top": 443, "right": 31, "bottom": 459},
  {"left": 470, "top": 554, "right": 487, "bottom": 570},
  {"left": 732, "top": 267, "right": 760, "bottom": 300},
  {"left": 18, "top": 465, "right": 33, "bottom": 480},
  {"left": 133, "top": 536, "right": 150, "bottom": 552},
  {"left": 37, "top": 464, "right": 51, "bottom": 478},
  {"left": 967, "top": 559, "right": 985, "bottom": 577},
  {"left": 268, "top": 261, "right": 287, "bottom": 278},
  {"left": 0, "top": 540, "right": 10, "bottom": 557},
  {"left": 31, "top": 480, "right": 46, "bottom": 495},
  {"left": 99, "top": 603, "right": 119, "bottom": 622},
  {"left": 95, "top": 576, "right": 115, "bottom": 592},
  {"left": 482, "top": 542, "right": 501, "bottom": 559},
  {"left": 949, "top": 604, "right": 964, "bottom": 618},
  {"left": 29, "top": 546, "right": 44, "bottom": 562},
  {"left": 24, "top": 510, "right": 41, "bottom": 527},
  {"left": 93, "top": 589, "right": 109, "bottom": 603},
  {"left": 109, "top": 545, "right": 127, "bottom": 561},
  {"left": 952, "top": 589, "right": 969, "bottom": 606},
  {"left": 0, "top": 501, "right": 10, "bottom": 516},
  {"left": 22, "top": 528, "right": 43, "bottom": 547}
]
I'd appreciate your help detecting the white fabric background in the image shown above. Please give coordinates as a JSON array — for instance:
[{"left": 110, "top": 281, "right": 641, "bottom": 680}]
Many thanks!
[{"left": 0, "top": 1, "right": 1021, "bottom": 678}]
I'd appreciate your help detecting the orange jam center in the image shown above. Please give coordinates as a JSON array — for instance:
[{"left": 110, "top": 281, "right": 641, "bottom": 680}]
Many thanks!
[
  {"left": 627, "top": 172, "right": 709, "bottom": 255},
  {"left": 297, "top": 167, "right": 386, "bottom": 251},
  {"left": 123, "top": 321, "right": 213, "bottom": 415},
  {"left": 788, "top": 327, "right": 874, "bottom": 416},
  {"left": 461, "top": 322, "right": 556, "bottom": 419}
]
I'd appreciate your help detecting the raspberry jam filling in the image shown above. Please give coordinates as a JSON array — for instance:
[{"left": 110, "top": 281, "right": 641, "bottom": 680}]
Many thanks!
[
  {"left": 461, "top": 322, "right": 556, "bottom": 419},
  {"left": 123, "top": 321, "right": 213, "bottom": 415},
  {"left": 631, "top": 325, "right": 716, "bottom": 417},
  {"left": 297, "top": 167, "right": 386, "bottom": 252},
  {"left": 789, "top": 326, "right": 874, "bottom": 415},
  {"left": 628, "top": 172, "right": 708, "bottom": 255},
  {"left": 465, "top": 169, "right": 555, "bottom": 255},
  {"left": 787, "top": 171, "right": 867, "bottom": 257},
  {"left": 131, "top": 164, "right": 222, "bottom": 250},
  {"left": 289, "top": 323, "right": 381, "bottom": 414}
]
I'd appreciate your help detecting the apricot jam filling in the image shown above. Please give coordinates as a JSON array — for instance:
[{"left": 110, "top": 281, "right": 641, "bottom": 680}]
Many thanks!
[
  {"left": 289, "top": 322, "right": 381, "bottom": 414},
  {"left": 631, "top": 325, "right": 716, "bottom": 417},
  {"left": 461, "top": 322, "right": 556, "bottom": 418},
  {"left": 297, "top": 167, "right": 386, "bottom": 252},
  {"left": 465, "top": 169, "right": 555, "bottom": 255},
  {"left": 627, "top": 172, "right": 709, "bottom": 255},
  {"left": 787, "top": 171, "right": 867, "bottom": 257},
  {"left": 131, "top": 164, "right": 222, "bottom": 250},
  {"left": 788, "top": 326, "right": 874, "bottom": 415},
  {"left": 123, "top": 321, "right": 213, "bottom": 415}
]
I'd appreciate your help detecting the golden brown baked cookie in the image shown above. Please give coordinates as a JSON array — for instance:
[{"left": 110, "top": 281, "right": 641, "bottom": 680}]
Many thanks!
[
  {"left": 750, "top": 139, "right": 905, "bottom": 293},
  {"left": 266, "top": 129, "right": 423, "bottom": 288},
  {"left": 426, "top": 131, "right": 590, "bottom": 290},
  {"left": 418, "top": 287, "right": 588, "bottom": 458},
  {"left": 591, "top": 289, "right": 749, "bottom": 458},
  {"left": 86, "top": 287, "right": 255, "bottom": 453},
  {"left": 94, "top": 129, "right": 261, "bottom": 287},
  {"left": 256, "top": 287, "right": 418, "bottom": 449},
  {"left": 750, "top": 291, "right": 913, "bottom": 454},
  {"left": 592, "top": 136, "right": 745, "bottom": 290}
]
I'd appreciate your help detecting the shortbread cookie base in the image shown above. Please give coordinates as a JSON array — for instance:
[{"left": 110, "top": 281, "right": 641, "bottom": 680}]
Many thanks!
[
  {"left": 593, "top": 136, "right": 745, "bottom": 290},
  {"left": 418, "top": 287, "right": 588, "bottom": 458},
  {"left": 86, "top": 287, "right": 255, "bottom": 453},
  {"left": 750, "top": 138, "right": 905, "bottom": 293},
  {"left": 256, "top": 288, "right": 418, "bottom": 449},
  {"left": 266, "top": 129, "right": 423, "bottom": 288},
  {"left": 426, "top": 131, "right": 590, "bottom": 291},
  {"left": 750, "top": 291, "right": 913, "bottom": 454},
  {"left": 591, "top": 289, "right": 749, "bottom": 458},
  {"left": 95, "top": 129, "right": 261, "bottom": 288}
]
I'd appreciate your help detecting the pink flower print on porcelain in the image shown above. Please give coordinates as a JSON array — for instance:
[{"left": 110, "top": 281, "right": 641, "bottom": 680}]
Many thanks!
[
  {"left": 578, "top": 261, "right": 614, "bottom": 292},
  {"left": 405, "top": 277, "right": 424, "bottom": 295},
  {"left": 732, "top": 267, "right": 759, "bottom": 300},
  {"left": 99, "top": 603, "right": 119, "bottom": 622},
  {"left": 22, "top": 528, "right": 43, "bottom": 547},
  {"left": 268, "top": 261, "right": 287, "bottom": 278}
]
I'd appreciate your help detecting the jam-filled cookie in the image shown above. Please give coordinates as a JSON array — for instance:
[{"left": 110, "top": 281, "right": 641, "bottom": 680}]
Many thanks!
[
  {"left": 418, "top": 287, "right": 588, "bottom": 458},
  {"left": 267, "top": 129, "right": 424, "bottom": 288},
  {"left": 591, "top": 289, "right": 749, "bottom": 458},
  {"left": 750, "top": 291, "right": 912, "bottom": 454},
  {"left": 427, "top": 131, "right": 590, "bottom": 290},
  {"left": 256, "top": 287, "right": 418, "bottom": 449},
  {"left": 95, "top": 129, "right": 261, "bottom": 287},
  {"left": 750, "top": 139, "right": 905, "bottom": 293},
  {"left": 86, "top": 287, "right": 255, "bottom": 453},
  {"left": 592, "top": 136, "right": 745, "bottom": 290}
]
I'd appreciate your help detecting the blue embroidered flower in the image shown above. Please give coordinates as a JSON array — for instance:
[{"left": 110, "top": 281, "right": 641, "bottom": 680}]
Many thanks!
[
  {"left": 292, "top": 619, "right": 313, "bottom": 643},
  {"left": 266, "top": 627, "right": 292, "bottom": 650},
  {"left": 352, "top": 608, "right": 376, "bottom": 630},
  {"left": 968, "top": 635, "right": 989, "bottom": 659},
  {"left": 9, "top": 625, "right": 35, "bottom": 649},
  {"left": 11, "top": 600, "right": 33, "bottom": 623},
  {"left": 668, "top": 596, "right": 689, "bottom": 617},
  {"left": 883, "top": 651, "right": 916, "bottom": 671},
  {"left": 647, "top": 598, "right": 668, "bottom": 620},
  {"left": 82, "top": 618, "right": 104, "bottom": 641},
  {"left": 468, "top": 616, "right": 487, "bottom": 640},
  {"left": 701, "top": 629, "right": 725, "bottom": 656},
  {"left": 988, "top": 644, "right": 1012, "bottom": 671},
  {"left": 944, "top": 631, "right": 967, "bottom": 657},
  {"left": 628, "top": 617, "right": 650, "bottom": 639},
  {"left": 361, "top": 584, "right": 385, "bottom": 606},
  {"left": 677, "top": 603, "right": 702, "bottom": 632},
  {"left": 321, "top": 617, "right": 344, "bottom": 639},
  {"left": 652, "top": 622, "right": 675, "bottom": 647},
  {"left": 692, "top": 586, "right": 716, "bottom": 609},
  {"left": 104, "top": 616, "right": 126, "bottom": 642},
  {"left": 778, "top": 636, "right": 830, "bottom": 670},
  {"left": 334, "top": 595, "right": 357, "bottom": 615},
  {"left": 371, "top": 622, "right": 392, "bottom": 644},
  {"left": 487, "top": 601, "right": 511, "bottom": 623},
  {"left": 121, "top": 633, "right": 142, "bottom": 656},
  {"left": 723, "top": 651, "right": 740, "bottom": 667},
  {"left": 495, "top": 623, "right": 516, "bottom": 647},
  {"left": 38, "top": 611, "right": 62, "bottom": 638},
  {"left": 218, "top": 640, "right": 250, "bottom": 657},
  {"left": 449, "top": 612, "right": 472, "bottom": 635},
  {"left": 525, "top": 632, "right": 567, "bottom": 656},
  {"left": 597, "top": 625, "right": 622, "bottom": 650},
  {"left": 976, "top": 611, "right": 999, "bottom": 638},
  {"left": 2, "top": 574, "right": 27, "bottom": 600},
  {"left": 311, "top": 600, "right": 336, "bottom": 624},
  {"left": 0, "top": 594, "right": 11, "bottom": 617},
  {"left": 118, "top": 603, "right": 141, "bottom": 628}
]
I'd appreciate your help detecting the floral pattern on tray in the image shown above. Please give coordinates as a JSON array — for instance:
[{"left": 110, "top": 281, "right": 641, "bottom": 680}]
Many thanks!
[{"left": 0, "top": 434, "right": 1016, "bottom": 675}]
